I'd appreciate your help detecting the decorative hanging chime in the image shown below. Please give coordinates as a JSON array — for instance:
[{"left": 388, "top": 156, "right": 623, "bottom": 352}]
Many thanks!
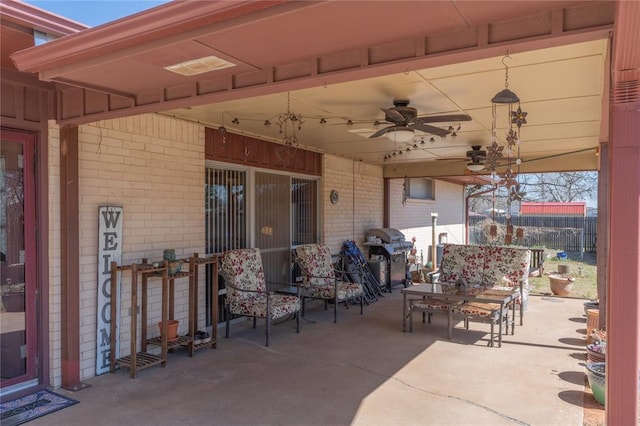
[
  {"left": 504, "top": 233, "right": 512, "bottom": 245},
  {"left": 486, "top": 53, "right": 529, "bottom": 243},
  {"left": 274, "top": 92, "right": 304, "bottom": 164}
]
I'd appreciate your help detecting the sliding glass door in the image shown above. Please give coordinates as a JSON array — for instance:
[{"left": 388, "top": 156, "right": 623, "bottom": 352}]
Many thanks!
[
  {"left": 255, "top": 172, "right": 291, "bottom": 284},
  {"left": 205, "top": 165, "right": 318, "bottom": 322}
]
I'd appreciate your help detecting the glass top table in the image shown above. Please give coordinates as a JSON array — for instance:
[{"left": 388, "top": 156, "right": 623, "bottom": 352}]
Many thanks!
[{"left": 400, "top": 283, "right": 518, "bottom": 345}]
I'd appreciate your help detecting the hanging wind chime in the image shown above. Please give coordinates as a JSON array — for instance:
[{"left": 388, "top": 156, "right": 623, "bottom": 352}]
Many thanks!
[{"left": 486, "top": 53, "right": 528, "bottom": 244}]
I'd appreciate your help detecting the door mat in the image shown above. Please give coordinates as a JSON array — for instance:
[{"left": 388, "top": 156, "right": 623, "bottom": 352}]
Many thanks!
[{"left": 0, "top": 389, "right": 78, "bottom": 426}]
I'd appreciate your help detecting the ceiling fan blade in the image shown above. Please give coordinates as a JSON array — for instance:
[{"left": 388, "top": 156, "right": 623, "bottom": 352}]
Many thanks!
[
  {"left": 412, "top": 123, "right": 450, "bottom": 138},
  {"left": 416, "top": 114, "right": 472, "bottom": 123},
  {"left": 369, "top": 125, "right": 398, "bottom": 139},
  {"left": 381, "top": 107, "right": 406, "bottom": 122},
  {"left": 369, "top": 126, "right": 414, "bottom": 139},
  {"left": 435, "top": 157, "right": 467, "bottom": 161}
]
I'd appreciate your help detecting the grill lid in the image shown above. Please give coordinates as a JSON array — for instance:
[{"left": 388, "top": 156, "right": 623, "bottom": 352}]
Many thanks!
[{"left": 367, "top": 228, "right": 407, "bottom": 243}]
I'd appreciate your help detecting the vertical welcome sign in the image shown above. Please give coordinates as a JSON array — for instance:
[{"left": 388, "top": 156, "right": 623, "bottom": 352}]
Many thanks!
[{"left": 96, "top": 206, "right": 123, "bottom": 375}]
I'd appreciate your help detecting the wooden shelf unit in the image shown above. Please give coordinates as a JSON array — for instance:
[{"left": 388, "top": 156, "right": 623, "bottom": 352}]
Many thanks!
[
  {"left": 142, "top": 265, "right": 192, "bottom": 354},
  {"left": 109, "top": 253, "right": 220, "bottom": 378},
  {"left": 189, "top": 253, "right": 220, "bottom": 354},
  {"left": 109, "top": 262, "right": 169, "bottom": 379}
]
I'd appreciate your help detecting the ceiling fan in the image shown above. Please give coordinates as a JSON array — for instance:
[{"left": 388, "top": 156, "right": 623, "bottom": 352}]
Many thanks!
[
  {"left": 369, "top": 99, "right": 472, "bottom": 139},
  {"left": 466, "top": 145, "right": 487, "bottom": 171}
]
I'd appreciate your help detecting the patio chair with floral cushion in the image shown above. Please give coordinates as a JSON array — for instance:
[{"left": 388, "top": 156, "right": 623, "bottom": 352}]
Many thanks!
[
  {"left": 219, "top": 248, "right": 301, "bottom": 346},
  {"left": 294, "top": 243, "right": 364, "bottom": 323}
]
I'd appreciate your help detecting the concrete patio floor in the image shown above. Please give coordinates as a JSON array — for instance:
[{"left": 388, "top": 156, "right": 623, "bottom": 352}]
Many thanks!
[{"left": 35, "top": 290, "right": 594, "bottom": 425}]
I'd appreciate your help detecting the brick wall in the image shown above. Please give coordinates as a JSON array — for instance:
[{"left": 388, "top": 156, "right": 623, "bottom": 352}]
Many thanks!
[
  {"left": 48, "top": 114, "right": 205, "bottom": 385},
  {"left": 389, "top": 178, "right": 465, "bottom": 266},
  {"left": 322, "top": 155, "right": 383, "bottom": 254},
  {"left": 47, "top": 121, "right": 62, "bottom": 387}
]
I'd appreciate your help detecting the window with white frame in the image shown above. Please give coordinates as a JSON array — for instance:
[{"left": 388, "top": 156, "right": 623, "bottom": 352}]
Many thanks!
[{"left": 404, "top": 177, "right": 435, "bottom": 201}]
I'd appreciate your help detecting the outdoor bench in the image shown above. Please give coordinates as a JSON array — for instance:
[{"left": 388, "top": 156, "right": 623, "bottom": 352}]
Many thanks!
[{"left": 426, "top": 243, "right": 531, "bottom": 326}]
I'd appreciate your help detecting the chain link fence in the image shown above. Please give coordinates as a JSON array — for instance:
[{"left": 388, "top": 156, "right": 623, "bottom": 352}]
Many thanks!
[{"left": 469, "top": 216, "right": 597, "bottom": 253}]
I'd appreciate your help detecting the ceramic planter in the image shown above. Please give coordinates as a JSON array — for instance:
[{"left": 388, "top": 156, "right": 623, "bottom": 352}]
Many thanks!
[
  {"left": 157, "top": 320, "right": 179, "bottom": 342},
  {"left": 549, "top": 274, "right": 575, "bottom": 296},
  {"left": 586, "top": 362, "right": 605, "bottom": 405}
]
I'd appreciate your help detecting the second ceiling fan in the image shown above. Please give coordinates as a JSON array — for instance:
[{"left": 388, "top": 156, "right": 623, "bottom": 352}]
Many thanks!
[{"left": 369, "top": 99, "right": 472, "bottom": 139}]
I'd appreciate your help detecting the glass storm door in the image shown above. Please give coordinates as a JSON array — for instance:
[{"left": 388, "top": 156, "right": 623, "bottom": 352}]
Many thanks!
[{"left": 0, "top": 129, "right": 38, "bottom": 387}]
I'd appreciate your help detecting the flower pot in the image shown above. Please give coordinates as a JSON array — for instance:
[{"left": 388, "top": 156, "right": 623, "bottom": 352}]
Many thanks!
[
  {"left": 583, "top": 300, "right": 599, "bottom": 316},
  {"left": 163, "top": 249, "right": 176, "bottom": 262},
  {"left": 586, "top": 343, "right": 606, "bottom": 364},
  {"left": 167, "top": 261, "right": 182, "bottom": 275},
  {"left": 586, "top": 362, "right": 605, "bottom": 405},
  {"left": 549, "top": 274, "right": 575, "bottom": 296},
  {"left": 586, "top": 309, "right": 599, "bottom": 341},
  {"left": 157, "top": 320, "right": 179, "bottom": 342}
]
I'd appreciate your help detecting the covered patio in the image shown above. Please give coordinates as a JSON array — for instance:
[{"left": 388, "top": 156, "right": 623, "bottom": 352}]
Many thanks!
[
  {"left": 29, "top": 293, "right": 595, "bottom": 425},
  {"left": 2, "top": 1, "right": 638, "bottom": 423}
]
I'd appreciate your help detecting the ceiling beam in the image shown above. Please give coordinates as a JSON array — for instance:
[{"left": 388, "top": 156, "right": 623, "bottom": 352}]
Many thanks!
[{"left": 383, "top": 149, "right": 599, "bottom": 179}]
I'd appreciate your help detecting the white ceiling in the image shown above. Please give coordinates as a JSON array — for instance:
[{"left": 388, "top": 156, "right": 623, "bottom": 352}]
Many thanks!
[{"left": 164, "top": 38, "right": 607, "bottom": 172}]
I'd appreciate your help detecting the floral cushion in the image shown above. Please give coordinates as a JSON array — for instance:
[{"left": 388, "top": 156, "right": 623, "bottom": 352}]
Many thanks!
[
  {"left": 295, "top": 244, "right": 363, "bottom": 301},
  {"left": 303, "top": 281, "right": 363, "bottom": 300},
  {"left": 482, "top": 246, "right": 531, "bottom": 303},
  {"left": 220, "top": 248, "right": 300, "bottom": 319},
  {"left": 438, "top": 244, "right": 485, "bottom": 286},
  {"left": 452, "top": 302, "right": 502, "bottom": 318},
  {"left": 437, "top": 245, "right": 531, "bottom": 306},
  {"left": 409, "top": 298, "right": 461, "bottom": 311},
  {"left": 296, "top": 244, "right": 336, "bottom": 282},
  {"left": 220, "top": 248, "right": 267, "bottom": 292},
  {"left": 482, "top": 246, "right": 531, "bottom": 288},
  {"left": 490, "top": 286, "right": 526, "bottom": 305},
  {"left": 225, "top": 293, "right": 300, "bottom": 319}
]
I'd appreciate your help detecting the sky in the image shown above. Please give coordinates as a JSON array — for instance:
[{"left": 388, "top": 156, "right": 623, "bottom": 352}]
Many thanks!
[{"left": 24, "top": 0, "right": 170, "bottom": 27}]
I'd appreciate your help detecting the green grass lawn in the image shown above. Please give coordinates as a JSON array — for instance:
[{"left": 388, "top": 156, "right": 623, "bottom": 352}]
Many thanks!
[{"left": 528, "top": 255, "right": 598, "bottom": 300}]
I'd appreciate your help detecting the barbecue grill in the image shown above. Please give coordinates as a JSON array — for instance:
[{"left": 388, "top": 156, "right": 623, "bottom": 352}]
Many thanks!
[{"left": 366, "top": 228, "right": 412, "bottom": 292}]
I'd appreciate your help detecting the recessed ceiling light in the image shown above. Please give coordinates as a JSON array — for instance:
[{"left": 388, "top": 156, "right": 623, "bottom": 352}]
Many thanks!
[{"left": 164, "top": 56, "right": 236, "bottom": 76}]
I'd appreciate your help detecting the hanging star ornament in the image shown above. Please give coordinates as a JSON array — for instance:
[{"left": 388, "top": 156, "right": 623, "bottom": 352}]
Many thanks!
[
  {"left": 505, "top": 128, "right": 518, "bottom": 148},
  {"left": 500, "top": 168, "right": 518, "bottom": 190},
  {"left": 511, "top": 107, "right": 528, "bottom": 128},
  {"left": 509, "top": 183, "right": 526, "bottom": 202},
  {"left": 486, "top": 140, "right": 505, "bottom": 171}
]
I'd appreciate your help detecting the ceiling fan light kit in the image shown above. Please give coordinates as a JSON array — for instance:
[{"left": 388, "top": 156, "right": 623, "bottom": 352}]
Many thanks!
[
  {"left": 385, "top": 128, "right": 415, "bottom": 142},
  {"left": 466, "top": 163, "right": 485, "bottom": 172}
]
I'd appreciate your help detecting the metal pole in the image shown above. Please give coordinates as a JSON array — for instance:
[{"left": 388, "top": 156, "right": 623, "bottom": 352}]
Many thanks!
[{"left": 431, "top": 213, "right": 438, "bottom": 271}]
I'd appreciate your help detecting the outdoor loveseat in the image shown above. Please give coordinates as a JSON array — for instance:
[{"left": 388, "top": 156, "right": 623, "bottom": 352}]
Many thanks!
[{"left": 428, "top": 243, "right": 532, "bottom": 326}]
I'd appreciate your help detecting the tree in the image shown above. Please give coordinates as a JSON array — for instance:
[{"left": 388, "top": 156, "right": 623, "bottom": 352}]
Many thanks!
[
  {"left": 466, "top": 171, "right": 598, "bottom": 214},
  {"left": 519, "top": 172, "right": 598, "bottom": 202}
]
